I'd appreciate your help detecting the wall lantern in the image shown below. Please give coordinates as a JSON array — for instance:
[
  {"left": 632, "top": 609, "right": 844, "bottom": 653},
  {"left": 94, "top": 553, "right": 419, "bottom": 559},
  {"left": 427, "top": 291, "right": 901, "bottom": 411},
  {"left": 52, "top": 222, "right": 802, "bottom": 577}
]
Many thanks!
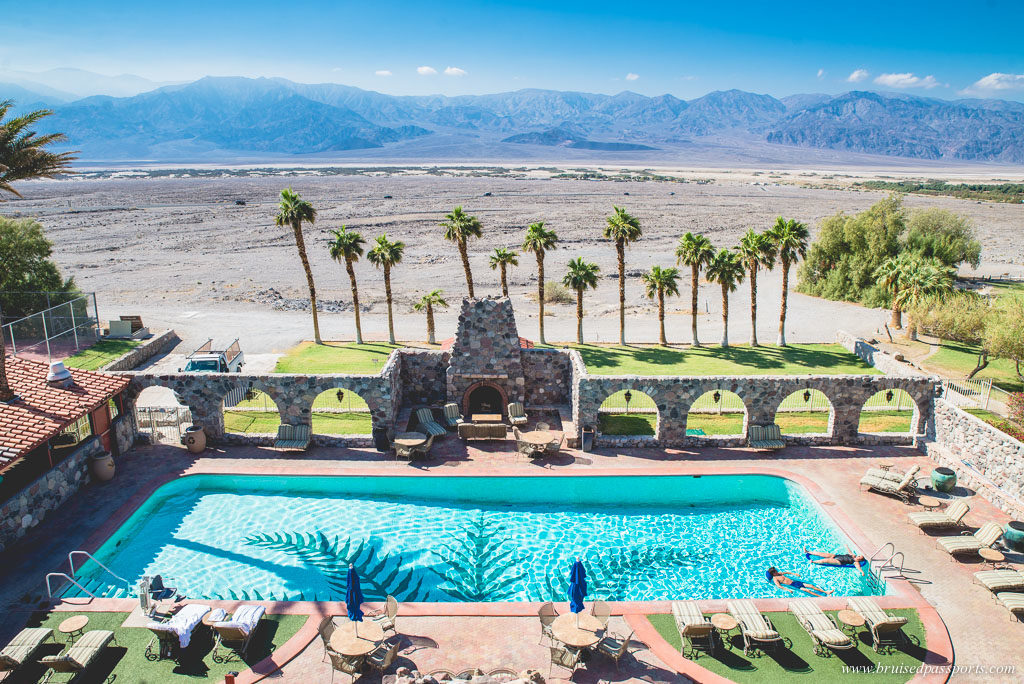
[
  {"left": 623, "top": 390, "right": 633, "bottom": 414},
  {"left": 336, "top": 389, "right": 346, "bottom": 404},
  {"left": 803, "top": 389, "right": 812, "bottom": 403},
  {"left": 712, "top": 390, "right": 722, "bottom": 404},
  {"left": 885, "top": 389, "right": 894, "bottom": 403}
]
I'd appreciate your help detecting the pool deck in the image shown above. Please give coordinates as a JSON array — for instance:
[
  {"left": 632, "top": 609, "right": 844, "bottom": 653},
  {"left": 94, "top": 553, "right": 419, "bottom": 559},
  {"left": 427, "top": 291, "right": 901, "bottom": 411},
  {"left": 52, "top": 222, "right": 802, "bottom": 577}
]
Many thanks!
[{"left": 2, "top": 439, "right": 1021, "bottom": 683}]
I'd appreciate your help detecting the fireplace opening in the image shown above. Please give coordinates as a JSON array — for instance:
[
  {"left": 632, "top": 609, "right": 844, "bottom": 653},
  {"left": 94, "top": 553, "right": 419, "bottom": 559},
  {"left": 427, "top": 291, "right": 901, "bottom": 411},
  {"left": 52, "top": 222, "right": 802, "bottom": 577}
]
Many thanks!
[{"left": 465, "top": 383, "right": 505, "bottom": 418}]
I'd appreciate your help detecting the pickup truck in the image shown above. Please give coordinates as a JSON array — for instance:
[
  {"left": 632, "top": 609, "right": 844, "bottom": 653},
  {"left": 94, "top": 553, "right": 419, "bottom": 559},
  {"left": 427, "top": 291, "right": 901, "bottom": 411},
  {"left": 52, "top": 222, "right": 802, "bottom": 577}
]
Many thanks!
[{"left": 179, "top": 339, "right": 245, "bottom": 373}]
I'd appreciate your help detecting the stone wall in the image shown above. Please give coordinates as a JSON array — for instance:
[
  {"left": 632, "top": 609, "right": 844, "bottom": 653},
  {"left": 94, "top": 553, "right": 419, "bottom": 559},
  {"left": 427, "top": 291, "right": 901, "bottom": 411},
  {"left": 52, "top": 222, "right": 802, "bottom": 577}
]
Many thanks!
[
  {"left": 521, "top": 348, "right": 573, "bottom": 406},
  {"left": 400, "top": 350, "right": 449, "bottom": 407},
  {"left": 102, "top": 329, "right": 180, "bottom": 371},
  {"left": 834, "top": 330, "right": 927, "bottom": 378},
  {"left": 112, "top": 414, "right": 135, "bottom": 456},
  {"left": 0, "top": 437, "right": 99, "bottom": 552}
]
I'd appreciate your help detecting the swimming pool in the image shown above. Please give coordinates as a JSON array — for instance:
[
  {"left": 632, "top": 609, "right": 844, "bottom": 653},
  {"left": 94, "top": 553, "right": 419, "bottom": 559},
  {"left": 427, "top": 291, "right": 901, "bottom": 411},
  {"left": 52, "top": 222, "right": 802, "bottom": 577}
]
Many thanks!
[{"left": 72, "top": 474, "right": 883, "bottom": 602}]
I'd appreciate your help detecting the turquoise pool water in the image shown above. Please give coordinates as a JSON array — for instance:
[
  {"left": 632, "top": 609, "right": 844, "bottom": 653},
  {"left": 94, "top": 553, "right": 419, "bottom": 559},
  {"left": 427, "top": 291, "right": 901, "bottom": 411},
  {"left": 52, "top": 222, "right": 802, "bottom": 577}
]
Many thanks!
[{"left": 73, "top": 474, "right": 883, "bottom": 602}]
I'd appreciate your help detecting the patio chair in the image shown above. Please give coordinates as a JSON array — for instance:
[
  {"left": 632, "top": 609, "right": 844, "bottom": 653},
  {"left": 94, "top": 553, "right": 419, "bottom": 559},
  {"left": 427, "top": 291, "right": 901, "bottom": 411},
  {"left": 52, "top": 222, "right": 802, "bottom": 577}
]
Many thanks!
[
  {"left": 935, "top": 521, "right": 1004, "bottom": 558},
  {"left": 0, "top": 627, "right": 54, "bottom": 680},
  {"left": 671, "top": 600, "right": 715, "bottom": 658},
  {"left": 211, "top": 604, "right": 266, "bottom": 662},
  {"left": 727, "top": 599, "right": 784, "bottom": 656},
  {"left": 508, "top": 402, "right": 528, "bottom": 427},
  {"left": 861, "top": 464, "right": 919, "bottom": 484},
  {"left": 318, "top": 615, "right": 337, "bottom": 662},
  {"left": 144, "top": 603, "right": 212, "bottom": 660},
  {"left": 537, "top": 601, "right": 558, "bottom": 645},
  {"left": 544, "top": 434, "right": 564, "bottom": 456},
  {"left": 443, "top": 403, "right": 464, "bottom": 428},
  {"left": 411, "top": 434, "right": 435, "bottom": 460},
  {"left": 275, "top": 424, "right": 311, "bottom": 450},
  {"left": 789, "top": 599, "right": 854, "bottom": 656},
  {"left": 548, "top": 646, "right": 581, "bottom": 677},
  {"left": 748, "top": 424, "right": 785, "bottom": 450},
  {"left": 861, "top": 466, "right": 920, "bottom": 504},
  {"left": 591, "top": 599, "right": 611, "bottom": 628},
  {"left": 366, "top": 640, "right": 400, "bottom": 674},
  {"left": 39, "top": 630, "right": 117, "bottom": 684},
  {"left": 846, "top": 597, "right": 909, "bottom": 653},
  {"left": 594, "top": 629, "right": 633, "bottom": 669},
  {"left": 908, "top": 500, "right": 970, "bottom": 531},
  {"left": 415, "top": 408, "right": 447, "bottom": 437},
  {"left": 974, "top": 569, "right": 1024, "bottom": 593},
  {"left": 328, "top": 649, "right": 364, "bottom": 684},
  {"left": 374, "top": 595, "right": 399, "bottom": 634},
  {"left": 996, "top": 592, "right": 1024, "bottom": 618}
]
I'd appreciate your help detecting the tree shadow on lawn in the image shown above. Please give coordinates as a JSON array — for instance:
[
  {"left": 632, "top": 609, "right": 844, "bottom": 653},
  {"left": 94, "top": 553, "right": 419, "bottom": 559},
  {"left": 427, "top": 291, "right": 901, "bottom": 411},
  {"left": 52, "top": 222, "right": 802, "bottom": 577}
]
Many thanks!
[{"left": 576, "top": 343, "right": 868, "bottom": 374}]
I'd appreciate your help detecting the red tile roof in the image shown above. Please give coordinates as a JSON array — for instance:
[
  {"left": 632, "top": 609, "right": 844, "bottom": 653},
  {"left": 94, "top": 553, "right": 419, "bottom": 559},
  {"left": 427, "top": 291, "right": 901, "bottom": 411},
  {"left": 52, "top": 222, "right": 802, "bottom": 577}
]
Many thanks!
[{"left": 0, "top": 357, "right": 130, "bottom": 469}]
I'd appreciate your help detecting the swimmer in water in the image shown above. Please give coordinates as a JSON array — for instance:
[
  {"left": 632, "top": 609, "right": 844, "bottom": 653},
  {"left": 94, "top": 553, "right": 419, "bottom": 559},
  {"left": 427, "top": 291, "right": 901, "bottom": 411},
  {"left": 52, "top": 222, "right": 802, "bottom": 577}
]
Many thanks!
[
  {"left": 805, "top": 547, "right": 867, "bottom": 575},
  {"left": 767, "top": 567, "right": 833, "bottom": 597}
]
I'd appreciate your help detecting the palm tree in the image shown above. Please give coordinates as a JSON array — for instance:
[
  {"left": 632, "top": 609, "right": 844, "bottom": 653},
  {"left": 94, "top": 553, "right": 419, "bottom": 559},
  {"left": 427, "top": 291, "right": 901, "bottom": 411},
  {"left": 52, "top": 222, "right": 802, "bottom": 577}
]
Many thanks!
[
  {"left": 675, "top": 232, "right": 715, "bottom": 346},
  {"left": 367, "top": 234, "right": 405, "bottom": 345},
  {"left": 440, "top": 206, "right": 483, "bottom": 297},
  {"left": 603, "top": 206, "right": 642, "bottom": 345},
  {"left": 705, "top": 249, "right": 747, "bottom": 348},
  {"left": 328, "top": 227, "right": 366, "bottom": 344},
  {"left": 275, "top": 188, "right": 322, "bottom": 344},
  {"left": 641, "top": 266, "right": 681, "bottom": 346},
  {"left": 413, "top": 289, "right": 448, "bottom": 344},
  {"left": 893, "top": 258, "right": 955, "bottom": 341},
  {"left": 766, "top": 217, "right": 810, "bottom": 346},
  {"left": 736, "top": 229, "right": 776, "bottom": 347},
  {"left": 522, "top": 222, "right": 558, "bottom": 344},
  {"left": 562, "top": 258, "right": 600, "bottom": 344},
  {"left": 874, "top": 253, "right": 915, "bottom": 330},
  {"left": 489, "top": 247, "right": 519, "bottom": 297}
]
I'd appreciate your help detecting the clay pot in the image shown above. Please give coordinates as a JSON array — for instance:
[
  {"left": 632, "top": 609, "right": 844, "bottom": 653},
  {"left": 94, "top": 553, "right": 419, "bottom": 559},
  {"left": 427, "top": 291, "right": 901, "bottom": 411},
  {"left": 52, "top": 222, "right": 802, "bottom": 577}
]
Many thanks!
[
  {"left": 182, "top": 425, "right": 206, "bottom": 453},
  {"left": 90, "top": 453, "right": 116, "bottom": 481}
]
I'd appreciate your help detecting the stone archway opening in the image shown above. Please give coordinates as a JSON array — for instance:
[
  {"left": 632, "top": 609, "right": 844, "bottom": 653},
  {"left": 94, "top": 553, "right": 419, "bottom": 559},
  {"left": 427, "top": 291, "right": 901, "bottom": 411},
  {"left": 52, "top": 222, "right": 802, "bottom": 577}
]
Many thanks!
[
  {"left": 134, "top": 385, "right": 192, "bottom": 445},
  {"left": 858, "top": 388, "right": 918, "bottom": 435},
  {"left": 774, "top": 388, "right": 834, "bottom": 435},
  {"left": 598, "top": 389, "right": 658, "bottom": 436},
  {"left": 463, "top": 381, "right": 508, "bottom": 419},
  {"left": 222, "top": 385, "right": 281, "bottom": 435},
  {"left": 311, "top": 387, "right": 373, "bottom": 436},
  {"left": 685, "top": 390, "right": 747, "bottom": 437}
]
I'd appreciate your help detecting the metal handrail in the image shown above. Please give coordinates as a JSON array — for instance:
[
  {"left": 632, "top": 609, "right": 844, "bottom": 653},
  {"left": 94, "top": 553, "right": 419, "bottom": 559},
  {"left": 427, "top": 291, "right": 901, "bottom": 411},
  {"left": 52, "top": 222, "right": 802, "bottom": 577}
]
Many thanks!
[
  {"left": 880, "top": 552, "right": 907, "bottom": 579},
  {"left": 869, "top": 542, "right": 895, "bottom": 565},
  {"left": 68, "top": 550, "right": 130, "bottom": 588},
  {"left": 46, "top": 572, "right": 95, "bottom": 599}
]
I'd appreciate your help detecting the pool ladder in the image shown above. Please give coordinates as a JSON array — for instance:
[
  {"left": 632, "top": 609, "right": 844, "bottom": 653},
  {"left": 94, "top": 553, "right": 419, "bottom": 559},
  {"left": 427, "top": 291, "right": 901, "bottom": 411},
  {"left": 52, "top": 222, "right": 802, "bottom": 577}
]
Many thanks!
[
  {"left": 44, "top": 550, "right": 133, "bottom": 599},
  {"left": 869, "top": 542, "right": 908, "bottom": 581}
]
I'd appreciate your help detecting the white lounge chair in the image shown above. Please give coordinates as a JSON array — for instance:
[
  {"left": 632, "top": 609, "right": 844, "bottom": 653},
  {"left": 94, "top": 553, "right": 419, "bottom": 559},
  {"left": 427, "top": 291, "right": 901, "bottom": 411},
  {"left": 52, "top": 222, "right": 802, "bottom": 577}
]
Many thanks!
[
  {"left": 39, "top": 631, "right": 117, "bottom": 684},
  {"left": 672, "top": 600, "right": 715, "bottom": 658},
  {"left": 212, "top": 604, "right": 266, "bottom": 662},
  {"left": 789, "top": 599, "right": 854, "bottom": 656},
  {"left": 996, "top": 592, "right": 1024, "bottom": 618},
  {"left": 908, "top": 500, "right": 970, "bottom": 531},
  {"left": 0, "top": 628, "right": 54, "bottom": 680},
  {"left": 846, "top": 597, "right": 908, "bottom": 653},
  {"left": 974, "top": 569, "right": 1024, "bottom": 593},
  {"left": 727, "top": 599, "right": 784, "bottom": 656},
  {"left": 861, "top": 466, "right": 920, "bottom": 504},
  {"left": 935, "top": 521, "right": 1003, "bottom": 558},
  {"left": 861, "top": 464, "right": 920, "bottom": 485},
  {"left": 145, "top": 603, "right": 214, "bottom": 660}
]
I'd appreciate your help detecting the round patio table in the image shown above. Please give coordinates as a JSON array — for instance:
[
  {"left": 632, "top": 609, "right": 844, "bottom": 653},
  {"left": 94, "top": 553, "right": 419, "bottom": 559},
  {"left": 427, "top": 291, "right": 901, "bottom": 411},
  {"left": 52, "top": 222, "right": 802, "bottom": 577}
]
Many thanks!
[
  {"left": 710, "top": 613, "right": 738, "bottom": 649},
  {"left": 918, "top": 495, "right": 942, "bottom": 511},
  {"left": 394, "top": 432, "right": 428, "bottom": 448},
  {"left": 330, "top": 619, "right": 384, "bottom": 656},
  {"left": 520, "top": 430, "right": 554, "bottom": 446},
  {"left": 837, "top": 609, "right": 865, "bottom": 639},
  {"left": 58, "top": 615, "right": 88, "bottom": 643},
  {"left": 979, "top": 547, "right": 1005, "bottom": 569},
  {"left": 550, "top": 613, "right": 602, "bottom": 648}
]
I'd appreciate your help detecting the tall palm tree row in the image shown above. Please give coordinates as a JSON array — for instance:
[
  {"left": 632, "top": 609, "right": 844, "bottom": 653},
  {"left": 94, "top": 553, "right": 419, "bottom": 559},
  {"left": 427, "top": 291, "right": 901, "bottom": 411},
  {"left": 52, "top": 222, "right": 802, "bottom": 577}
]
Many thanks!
[
  {"left": 603, "top": 206, "right": 643, "bottom": 345},
  {"left": 522, "top": 222, "right": 558, "bottom": 344},
  {"left": 641, "top": 266, "right": 681, "bottom": 346},
  {"left": 413, "top": 289, "right": 448, "bottom": 345},
  {"left": 440, "top": 206, "right": 483, "bottom": 297},
  {"left": 367, "top": 235, "right": 405, "bottom": 345},
  {"left": 705, "top": 249, "right": 746, "bottom": 348},
  {"left": 562, "top": 258, "right": 600, "bottom": 345},
  {"left": 327, "top": 227, "right": 366, "bottom": 344},
  {"left": 736, "top": 228, "right": 776, "bottom": 347},
  {"left": 675, "top": 232, "right": 715, "bottom": 346},
  {"left": 488, "top": 247, "right": 519, "bottom": 297},
  {"left": 275, "top": 188, "right": 322, "bottom": 344},
  {"left": 766, "top": 217, "right": 810, "bottom": 347}
]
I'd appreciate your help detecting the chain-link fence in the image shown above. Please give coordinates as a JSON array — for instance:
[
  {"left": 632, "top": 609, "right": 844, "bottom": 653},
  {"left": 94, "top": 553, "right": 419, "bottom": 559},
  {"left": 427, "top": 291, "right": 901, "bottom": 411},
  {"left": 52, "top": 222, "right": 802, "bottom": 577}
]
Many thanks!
[{"left": 1, "top": 293, "right": 99, "bottom": 362}]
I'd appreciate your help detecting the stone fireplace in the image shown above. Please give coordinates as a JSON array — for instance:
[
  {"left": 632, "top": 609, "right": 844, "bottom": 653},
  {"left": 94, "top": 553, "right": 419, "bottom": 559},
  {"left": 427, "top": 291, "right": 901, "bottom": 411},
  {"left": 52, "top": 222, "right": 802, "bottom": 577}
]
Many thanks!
[{"left": 446, "top": 297, "right": 526, "bottom": 417}]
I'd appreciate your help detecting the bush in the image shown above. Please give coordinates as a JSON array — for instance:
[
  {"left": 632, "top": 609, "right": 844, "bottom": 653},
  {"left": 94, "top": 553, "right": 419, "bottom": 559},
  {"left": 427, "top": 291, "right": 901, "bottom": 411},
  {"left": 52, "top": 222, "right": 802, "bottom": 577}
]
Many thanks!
[
  {"left": 1008, "top": 392, "right": 1024, "bottom": 426},
  {"left": 543, "top": 281, "right": 574, "bottom": 304}
]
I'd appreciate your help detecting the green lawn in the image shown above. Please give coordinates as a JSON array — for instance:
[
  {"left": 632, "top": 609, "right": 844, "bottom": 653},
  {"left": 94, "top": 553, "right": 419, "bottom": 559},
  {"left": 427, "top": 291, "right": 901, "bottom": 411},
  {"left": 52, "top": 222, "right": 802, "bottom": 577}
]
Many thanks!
[
  {"left": 924, "top": 339, "right": 1023, "bottom": 393},
  {"left": 224, "top": 410, "right": 372, "bottom": 434},
  {"left": 599, "top": 414, "right": 656, "bottom": 435},
  {"left": 274, "top": 341, "right": 402, "bottom": 374},
  {"left": 600, "top": 409, "right": 911, "bottom": 437},
  {"left": 649, "top": 608, "right": 927, "bottom": 683},
  {"left": 19, "top": 610, "right": 305, "bottom": 684},
  {"left": 572, "top": 343, "right": 880, "bottom": 376},
  {"left": 62, "top": 339, "right": 142, "bottom": 371},
  {"left": 234, "top": 389, "right": 369, "bottom": 411}
]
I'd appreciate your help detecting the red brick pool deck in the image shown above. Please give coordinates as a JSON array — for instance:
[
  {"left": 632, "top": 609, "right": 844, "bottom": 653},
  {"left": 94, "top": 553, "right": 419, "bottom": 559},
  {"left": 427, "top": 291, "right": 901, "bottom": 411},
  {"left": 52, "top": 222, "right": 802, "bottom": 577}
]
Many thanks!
[{"left": 13, "top": 440, "right": 1024, "bottom": 683}]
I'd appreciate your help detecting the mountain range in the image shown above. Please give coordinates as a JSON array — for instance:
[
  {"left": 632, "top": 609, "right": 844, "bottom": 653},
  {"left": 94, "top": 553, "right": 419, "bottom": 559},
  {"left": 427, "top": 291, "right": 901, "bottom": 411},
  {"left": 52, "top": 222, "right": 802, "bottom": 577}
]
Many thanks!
[{"left": 3, "top": 75, "right": 1023, "bottom": 164}]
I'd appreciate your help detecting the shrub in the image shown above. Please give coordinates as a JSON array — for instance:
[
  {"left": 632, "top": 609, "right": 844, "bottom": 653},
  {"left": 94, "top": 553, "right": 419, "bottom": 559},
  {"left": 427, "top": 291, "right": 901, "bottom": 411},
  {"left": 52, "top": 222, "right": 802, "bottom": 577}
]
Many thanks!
[
  {"left": 1008, "top": 392, "right": 1024, "bottom": 426},
  {"left": 543, "top": 281, "right": 574, "bottom": 304}
]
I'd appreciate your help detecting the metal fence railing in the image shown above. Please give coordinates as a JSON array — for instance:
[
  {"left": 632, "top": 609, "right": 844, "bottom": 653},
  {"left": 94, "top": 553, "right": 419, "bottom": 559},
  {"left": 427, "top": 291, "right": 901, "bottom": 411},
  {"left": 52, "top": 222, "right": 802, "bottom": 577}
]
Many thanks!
[
  {"left": 1, "top": 293, "right": 99, "bottom": 362},
  {"left": 598, "top": 388, "right": 917, "bottom": 414},
  {"left": 223, "top": 388, "right": 369, "bottom": 413},
  {"left": 942, "top": 377, "right": 993, "bottom": 411},
  {"left": 136, "top": 406, "right": 192, "bottom": 444}
]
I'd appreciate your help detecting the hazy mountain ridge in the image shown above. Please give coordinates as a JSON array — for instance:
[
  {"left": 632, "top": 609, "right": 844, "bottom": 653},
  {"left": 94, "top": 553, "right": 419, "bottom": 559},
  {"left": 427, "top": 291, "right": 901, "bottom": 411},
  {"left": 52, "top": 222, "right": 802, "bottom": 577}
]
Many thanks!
[{"left": 5, "top": 76, "right": 1023, "bottom": 162}]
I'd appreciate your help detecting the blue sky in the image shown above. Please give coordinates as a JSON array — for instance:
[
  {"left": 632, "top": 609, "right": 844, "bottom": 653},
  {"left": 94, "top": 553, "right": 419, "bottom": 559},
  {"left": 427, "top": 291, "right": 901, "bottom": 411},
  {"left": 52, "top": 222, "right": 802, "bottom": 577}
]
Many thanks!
[{"left": 3, "top": 0, "right": 1024, "bottom": 100}]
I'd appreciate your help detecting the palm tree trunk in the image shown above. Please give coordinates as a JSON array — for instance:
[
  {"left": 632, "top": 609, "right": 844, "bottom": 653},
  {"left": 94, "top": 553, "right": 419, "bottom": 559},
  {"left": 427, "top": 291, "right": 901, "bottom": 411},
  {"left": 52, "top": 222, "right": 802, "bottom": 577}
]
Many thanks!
[
  {"left": 721, "top": 282, "right": 730, "bottom": 348},
  {"left": 576, "top": 288, "right": 584, "bottom": 344},
  {"left": 658, "top": 288, "right": 667, "bottom": 346},
  {"left": 0, "top": 318, "right": 12, "bottom": 402},
  {"left": 890, "top": 303, "right": 903, "bottom": 330},
  {"left": 292, "top": 221, "right": 322, "bottom": 344},
  {"left": 383, "top": 265, "right": 395, "bottom": 345},
  {"left": 536, "top": 253, "right": 546, "bottom": 344},
  {"left": 749, "top": 267, "right": 758, "bottom": 347},
  {"left": 500, "top": 264, "right": 509, "bottom": 298},
  {"left": 345, "top": 257, "right": 363, "bottom": 345},
  {"left": 778, "top": 258, "right": 790, "bottom": 347},
  {"left": 617, "top": 241, "right": 626, "bottom": 346},
  {"left": 459, "top": 241, "right": 474, "bottom": 298},
  {"left": 690, "top": 264, "right": 700, "bottom": 347},
  {"left": 426, "top": 302, "right": 436, "bottom": 344}
]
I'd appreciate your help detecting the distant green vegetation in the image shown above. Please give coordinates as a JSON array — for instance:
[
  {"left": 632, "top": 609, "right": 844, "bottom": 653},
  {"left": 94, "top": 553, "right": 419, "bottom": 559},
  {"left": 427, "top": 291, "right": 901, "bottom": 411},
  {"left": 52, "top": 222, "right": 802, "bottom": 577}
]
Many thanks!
[
  {"left": 856, "top": 180, "right": 1024, "bottom": 203},
  {"left": 63, "top": 339, "right": 141, "bottom": 370}
]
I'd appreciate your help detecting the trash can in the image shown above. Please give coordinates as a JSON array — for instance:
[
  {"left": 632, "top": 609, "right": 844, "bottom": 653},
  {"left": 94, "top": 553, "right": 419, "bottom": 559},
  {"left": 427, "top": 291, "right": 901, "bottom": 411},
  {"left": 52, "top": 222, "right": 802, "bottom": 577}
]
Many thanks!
[
  {"left": 373, "top": 427, "right": 391, "bottom": 452},
  {"left": 181, "top": 425, "right": 206, "bottom": 454},
  {"left": 581, "top": 426, "right": 595, "bottom": 452}
]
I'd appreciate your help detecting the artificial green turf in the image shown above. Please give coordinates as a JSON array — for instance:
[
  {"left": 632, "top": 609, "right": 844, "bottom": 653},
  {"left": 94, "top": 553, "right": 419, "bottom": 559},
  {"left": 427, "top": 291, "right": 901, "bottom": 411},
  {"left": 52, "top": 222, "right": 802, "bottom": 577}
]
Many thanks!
[
  {"left": 223, "top": 410, "right": 372, "bottom": 434},
  {"left": 923, "top": 339, "right": 1023, "bottom": 393},
  {"left": 233, "top": 389, "right": 369, "bottom": 411},
  {"left": 20, "top": 611, "right": 306, "bottom": 684},
  {"left": 601, "top": 410, "right": 912, "bottom": 437},
  {"left": 273, "top": 341, "right": 402, "bottom": 374},
  {"left": 571, "top": 343, "right": 880, "bottom": 377},
  {"left": 598, "top": 414, "right": 656, "bottom": 435},
  {"left": 62, "top": 339, "right": 142, "bottom": 371},
  {"left": 648, "top": 608, "right": 928, "bottom": 683}
]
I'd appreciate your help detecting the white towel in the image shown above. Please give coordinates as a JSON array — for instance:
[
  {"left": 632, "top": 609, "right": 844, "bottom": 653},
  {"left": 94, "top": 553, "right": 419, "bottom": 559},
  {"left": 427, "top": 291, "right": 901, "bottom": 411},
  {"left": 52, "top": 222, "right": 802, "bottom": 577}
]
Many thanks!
[
  {"left": 147, "top": 603, "right": 211, "bottom": 648},
  {"left": 214, "top": 604, "right": 266, "bottom": 636}
]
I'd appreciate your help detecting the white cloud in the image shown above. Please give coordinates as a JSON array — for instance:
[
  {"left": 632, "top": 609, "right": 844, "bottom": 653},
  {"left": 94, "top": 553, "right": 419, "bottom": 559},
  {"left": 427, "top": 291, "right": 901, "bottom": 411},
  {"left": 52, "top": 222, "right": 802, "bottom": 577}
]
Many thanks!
[
  {"left": 444, "top": 66, "right": 467, "bottom": 77},
  {"left": 959, "top": 72, "right": 1024, "bottom": 95},
  {"left": 816, "top": 68, "right": 825, "bottom": 79},
  {"left": 625, "top": 72, "right": 639, "bottom": 81},
  {"left": 847, "top": 69, "right": 869, "bottom": 83},
  {"left": 680, "top": 75, "right": 698, "bottom": 81},
  {"left": 374, "top": 69, "right": 392, "bottom": 77},
  {"left": 416, "top": 65, "right": 437, "bottom": 76},
  {"left": 874, "top": 72, "right": 943, "bottom": 89}
]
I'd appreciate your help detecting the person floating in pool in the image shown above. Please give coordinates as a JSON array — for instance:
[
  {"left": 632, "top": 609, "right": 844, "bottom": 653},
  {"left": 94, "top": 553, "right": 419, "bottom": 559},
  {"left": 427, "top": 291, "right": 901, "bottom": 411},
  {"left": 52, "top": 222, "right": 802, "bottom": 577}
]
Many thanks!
[
  {"left": 767, "top": 567, "right": 833, "bottom": 597},
  {"left": 804, "top": 547, "right": 867, "bottom": 575}
]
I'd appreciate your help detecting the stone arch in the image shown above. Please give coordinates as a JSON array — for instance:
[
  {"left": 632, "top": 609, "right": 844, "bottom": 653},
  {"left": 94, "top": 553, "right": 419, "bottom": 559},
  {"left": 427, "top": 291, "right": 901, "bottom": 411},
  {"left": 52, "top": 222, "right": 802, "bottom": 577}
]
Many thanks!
[
  {"left": 597, "top": 387, "right": 660, "bottom": 438},
  {"left": 303, "top": 377, "right": 391, "bottom": 433},
  {"left": 771, "top": 386, "right": 835, "bottom": 436},
  {"left": 309, "top": 386, "right": 373, "bottom": 436},
  {"left": 858, "top": 387, "right": 919, "bottom": 435},
  {"left": 684, "top": 388, "right": 749, "bottom": 438},
  {"left": 221, "top": 380, "right": 286, "bottom": 436}
]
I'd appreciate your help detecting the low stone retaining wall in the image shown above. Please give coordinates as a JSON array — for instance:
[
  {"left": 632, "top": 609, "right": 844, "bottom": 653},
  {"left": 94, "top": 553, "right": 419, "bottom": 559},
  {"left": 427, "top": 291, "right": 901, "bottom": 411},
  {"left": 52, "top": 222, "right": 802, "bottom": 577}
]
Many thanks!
[
  {"left": 219, "top": 432, "right": 374, "bottom": 448},
  {"left": 102, "top": 329, "right": 180, "bottom": 371},
  {"left": 834, "top": 330, "right": 927, "bottom": 377}
]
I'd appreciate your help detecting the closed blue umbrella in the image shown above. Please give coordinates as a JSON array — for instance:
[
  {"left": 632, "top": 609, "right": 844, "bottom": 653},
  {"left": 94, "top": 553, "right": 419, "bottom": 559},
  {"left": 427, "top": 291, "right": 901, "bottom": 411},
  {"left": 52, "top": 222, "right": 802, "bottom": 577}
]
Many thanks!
[
  {"left": 346, "top": 564, "right": 364, "bottom": 633},
  {"left": 568, "top": 558, "right": 587, "bottom": 626}
]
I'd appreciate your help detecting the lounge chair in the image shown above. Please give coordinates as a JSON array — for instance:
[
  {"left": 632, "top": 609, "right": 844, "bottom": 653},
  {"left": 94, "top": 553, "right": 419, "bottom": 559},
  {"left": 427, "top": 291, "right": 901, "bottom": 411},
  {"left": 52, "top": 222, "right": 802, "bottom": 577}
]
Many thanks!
[
  {"left": 39, "top": 630, "right": 117, "bottom": 683},
  {"left": 415, "top": 408, "right": 447, "bottom": 437},
  {"left": 508, "top": 402, "right": 528, "bottom": 427},
  {"left": 789, "top": 599, "right": 854, "bottom": 656},
  {"left": 727, "top": 599, "right": 784, "bottom": 656},
  {"left": 748, "top": 424, "right": 785, "bottom": 450},
  {"left": 594, "top": 629, "right": 633, "bottom": 669},
  {"left": 442, "top": 403, "right": 464, "bottom": 428},
  {"left": 861, "top": 463, "right": 920, "bottom": 484},
  {"left": 548, "top": 646, "right": 581, "bottom": 677},
  {"left": 974, "top": 569, "right": 1024, "bottom": 593},
  {"left": 995, "top": 592, "right": 1024, "bottom": 617},
  {"left": 275, "top": 424, "right": 311, "bottom": 450},
  {"left": 212, "top": 604, "right": 266, "bottom": 662},
  {"left": 908, "top": 500, "right": 970, "bottom": 531},
  {"left": 861, "top": 465, "right": 920, "bottom": 504},
  {"left": 846, "top": 597, "right": 908, "bottom": 653},
  {"left": 671, "top": 600, "right": 714, "bottom": 658},
  {"left": 365, "top": 640, "right": 400, "bottom": 674},
  {"left": 374, "top": 595, "right": 399, "bottom": 634},
  {"left": 145, "top": 603, "right": 213, "bottom": 660},
  {"left": 0, "top": 627, "right": 54, "bottom": 680},
  {"left": 935, "top": 521, "right": 1004, "bottom": 558},
  {"left": 537, "top": 601, "right": 558, "bottom": 645}
]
